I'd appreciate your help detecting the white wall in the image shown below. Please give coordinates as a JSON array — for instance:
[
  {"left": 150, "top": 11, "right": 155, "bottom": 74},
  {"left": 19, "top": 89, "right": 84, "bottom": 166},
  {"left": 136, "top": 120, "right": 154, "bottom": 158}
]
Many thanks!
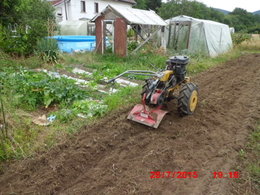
[{"left": 54, "top": 0, "right": 133, "bottom": 22}]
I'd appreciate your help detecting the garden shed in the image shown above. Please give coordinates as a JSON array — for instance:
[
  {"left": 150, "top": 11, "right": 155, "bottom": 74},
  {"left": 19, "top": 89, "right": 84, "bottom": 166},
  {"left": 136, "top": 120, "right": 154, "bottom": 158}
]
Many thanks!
[
  {"left": 165, "top": 15, "right": 233, "bottom": 57},
  {"left": 91, "top": 5, "right": 166, "bottom": 56}
]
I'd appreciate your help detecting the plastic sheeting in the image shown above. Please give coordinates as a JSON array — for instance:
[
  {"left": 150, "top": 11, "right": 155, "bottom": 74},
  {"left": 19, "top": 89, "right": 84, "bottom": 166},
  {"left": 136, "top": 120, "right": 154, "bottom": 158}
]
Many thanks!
[
  {"left": 165, "top": 15, "right": 233, "bottom": 57},
  {"left": 59, "top": 20, "right": 95, "bottom": 35}
]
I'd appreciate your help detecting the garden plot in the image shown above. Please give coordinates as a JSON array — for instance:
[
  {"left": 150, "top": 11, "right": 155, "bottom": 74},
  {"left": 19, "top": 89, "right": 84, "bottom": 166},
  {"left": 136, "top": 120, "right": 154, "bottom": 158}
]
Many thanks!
[
  {"left": 71, "top": 67, "right": 139, "bottom": 87},
  {"left": 0, "top": 63, "right": 140, "bottom": 127},
  {"left": 3, "top": 66, "right": 139, "bottom": 122},
  {"left": 38, "top": 67, "right": 139, "bottom": 94}
]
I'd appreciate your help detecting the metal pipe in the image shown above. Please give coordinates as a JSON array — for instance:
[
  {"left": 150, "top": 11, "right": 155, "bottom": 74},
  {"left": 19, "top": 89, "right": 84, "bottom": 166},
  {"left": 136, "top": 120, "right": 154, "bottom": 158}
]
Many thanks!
[
  {"left": 107, "top": 70, "right": 158, "bottom": 83},
  {"left": 64, "top": 0, "right": 68, "bottom": 20},
  {"left": 0, "top": 95, "right": 7, "bottom": 138}
]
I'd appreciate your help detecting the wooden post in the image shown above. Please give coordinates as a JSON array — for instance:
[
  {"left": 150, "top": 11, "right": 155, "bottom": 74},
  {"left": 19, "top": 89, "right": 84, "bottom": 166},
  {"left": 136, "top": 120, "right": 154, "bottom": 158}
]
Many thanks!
[
  {"left": 186, "top": 22, "right": 192, "bottom": 49},
  {"left": 114, "top": 18, "right": 127, "bottom": 57},
  {"left": 95, "top": 16, "right": 105, "bottom": 54}
]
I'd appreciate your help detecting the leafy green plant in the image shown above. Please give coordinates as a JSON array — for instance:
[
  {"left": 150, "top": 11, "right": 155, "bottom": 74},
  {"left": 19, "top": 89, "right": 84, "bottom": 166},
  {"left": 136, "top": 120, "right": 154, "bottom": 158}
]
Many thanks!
[
  {"left": 127, "top": 29, "right": 136, "bottom": 37},
  {"left": 53, "top": 108, "right": 76, "bottom": 122},
  {"left": 105, "top": 45, "right": 113, "bottom": 53},
  {"left": 0, "top": 68, "right": 89, "bottom": 110},
  {"left": 128, "top": 41, "right": 138, "bottom": 51},
  {"left": 36, "top": 38, "right": 59, "bottom": 63},
  {"left": 72, "top": 99, "right": 108, "bottom": 118},
  {"left": 51, "top": 99, "right": 108, "bottom": 122}
]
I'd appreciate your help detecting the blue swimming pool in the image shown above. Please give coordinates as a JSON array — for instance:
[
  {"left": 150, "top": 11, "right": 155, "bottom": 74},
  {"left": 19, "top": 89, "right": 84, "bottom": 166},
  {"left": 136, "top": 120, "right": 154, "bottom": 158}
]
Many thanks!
[{"left": 51, "top": 35, "right": 96, "bottom": 53}]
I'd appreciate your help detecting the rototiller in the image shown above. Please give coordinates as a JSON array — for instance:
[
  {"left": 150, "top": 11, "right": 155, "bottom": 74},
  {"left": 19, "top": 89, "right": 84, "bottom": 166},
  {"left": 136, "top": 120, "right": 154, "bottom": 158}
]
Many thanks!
[{"left": 108, "top": 56, "right": 198, "bottom": 128}]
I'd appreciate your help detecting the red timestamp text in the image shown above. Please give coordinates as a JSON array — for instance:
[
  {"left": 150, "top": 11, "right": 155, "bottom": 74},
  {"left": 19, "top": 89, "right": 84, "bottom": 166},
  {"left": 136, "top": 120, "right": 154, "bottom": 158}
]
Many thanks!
[
  {"left": 150, "top": 171, "right": 198, "bottom": 179},
  {"left": 213, "top": 171, "right": 240, "bottom": 179}
]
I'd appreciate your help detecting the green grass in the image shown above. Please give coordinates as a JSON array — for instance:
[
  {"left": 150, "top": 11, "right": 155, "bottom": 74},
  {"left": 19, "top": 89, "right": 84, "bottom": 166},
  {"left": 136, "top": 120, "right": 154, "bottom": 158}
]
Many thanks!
[
  {"left": 234, "top": 123, "right": 260, "bottom": 194},
  {"left": 60, "top": 51, "right": 167, "bottom": 81},
  {"left": 59, "top": 45, "right": 251, "bottom": 80},
  {"left": 247, "top": 125, "right": 260, "bottom": 182},
  {"left": 0, "top": 104, "right": 39, "bottom": 160},
  {"left": 187, "top": 48, "right": 242, "bottom": 74},
  {"left": 104, "top": 86, "right": 141, "bottom": 111},
  {"left": 0, "top": 51, "right": 44, "bottom": 70}
]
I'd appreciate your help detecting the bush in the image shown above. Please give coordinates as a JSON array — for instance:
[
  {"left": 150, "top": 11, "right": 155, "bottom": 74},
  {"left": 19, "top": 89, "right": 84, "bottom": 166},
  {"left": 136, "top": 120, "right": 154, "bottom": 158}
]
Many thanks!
[
  {"left": 247, "top": 25, "right": 260, "bottom": 34},
  {"left": 36, "top": 38, "right": 59, "bottom": 63},
  {"left": 0, "top": 25, "right": 31, "bottom": 56},
  {"left": 0, "top": 22, "right": 56, "bottom": 56},
  {"left": 232, "top": 33, "right": 251, "bottom": 45}
]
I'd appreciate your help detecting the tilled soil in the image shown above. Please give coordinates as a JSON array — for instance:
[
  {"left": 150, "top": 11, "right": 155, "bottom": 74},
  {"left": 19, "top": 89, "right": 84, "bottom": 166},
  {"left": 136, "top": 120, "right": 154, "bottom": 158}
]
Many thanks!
[{"left": 0, "top": 54, "right": 260, "bottom": 195}]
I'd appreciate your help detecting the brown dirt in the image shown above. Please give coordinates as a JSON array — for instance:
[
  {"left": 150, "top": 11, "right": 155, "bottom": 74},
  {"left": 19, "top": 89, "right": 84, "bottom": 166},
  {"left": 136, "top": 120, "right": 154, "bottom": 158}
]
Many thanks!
[{"left": 0, "top": 54, "right": 260, "bottom": 195}]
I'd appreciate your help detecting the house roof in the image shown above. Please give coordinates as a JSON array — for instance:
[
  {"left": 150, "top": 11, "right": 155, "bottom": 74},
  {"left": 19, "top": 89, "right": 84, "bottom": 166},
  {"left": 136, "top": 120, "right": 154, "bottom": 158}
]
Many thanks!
[
  {"left": 110, "top": 0, "right": 136, "bottom": 4},
  {"left": 50, "top": 0, "right": 63, "bottom": 6},
  {"left": 50, "top": 0, "right": 136, "bottom": 6},
  {"left": 91, "top": 5, "right": 166, "bottom": 26}
]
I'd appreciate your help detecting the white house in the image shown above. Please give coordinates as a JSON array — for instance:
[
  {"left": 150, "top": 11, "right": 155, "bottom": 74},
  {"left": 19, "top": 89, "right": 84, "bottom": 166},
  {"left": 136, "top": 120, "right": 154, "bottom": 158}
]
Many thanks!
[{"left": 50, "top": 0, "right": 136, "bottom": 22}]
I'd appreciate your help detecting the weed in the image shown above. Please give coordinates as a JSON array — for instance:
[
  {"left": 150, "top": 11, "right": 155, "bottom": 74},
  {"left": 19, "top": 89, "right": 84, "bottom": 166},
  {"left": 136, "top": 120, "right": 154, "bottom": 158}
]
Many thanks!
[
  {"left": 36, "top": 38, "right": 59, "bottom": 63},
  {"left": 238, "top": 35, "right": 260, "bottom": 52},
  {"left": 239, "top": 149, "right": 246, "bottom": 158}
]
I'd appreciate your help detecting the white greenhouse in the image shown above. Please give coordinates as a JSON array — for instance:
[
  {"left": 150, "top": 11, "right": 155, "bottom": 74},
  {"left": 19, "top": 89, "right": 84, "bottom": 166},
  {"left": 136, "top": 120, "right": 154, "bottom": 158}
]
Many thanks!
[
  {"left": 164, "top": 15, "right": 233, "bottom": 57},
  {"left": 59, "top": 20, "right": 95, "bottom": 35}
]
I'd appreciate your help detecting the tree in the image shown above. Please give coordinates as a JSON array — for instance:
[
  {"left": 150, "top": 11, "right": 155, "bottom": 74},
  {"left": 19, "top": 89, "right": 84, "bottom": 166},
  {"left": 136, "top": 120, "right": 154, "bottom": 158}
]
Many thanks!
[
  {"left": 135, "top": 0, "right": 162, "bottom": 11},
  {"left": 158, "top": 0, "right": 260, "bottom": 32},
  {"left": 147, "top": 0, "right": 161, "bottom": 11},
  {"left": 0, "top": 0, "right": 20, "bottom": 25},
  {"left": 134, "top": 0, "right": 147, "bottom": 9},
  {"left": 229, "top": 8, "right": 258, "bottom": 32},
  {"left": 0, "top": 0, "right": 55, "bottom": 55},
  {"left": 231, "top": 8, "right": 248, "bottom": 15},
  {"left": 158, "top": 0, "right": 213, "bottom": 20}
]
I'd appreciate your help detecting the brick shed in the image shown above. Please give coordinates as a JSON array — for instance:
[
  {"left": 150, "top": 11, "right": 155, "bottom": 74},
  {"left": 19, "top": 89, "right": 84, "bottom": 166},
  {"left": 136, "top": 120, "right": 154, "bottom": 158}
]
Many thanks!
[{"left": 91, "top": 5, "right": 166, "bottom": 57}]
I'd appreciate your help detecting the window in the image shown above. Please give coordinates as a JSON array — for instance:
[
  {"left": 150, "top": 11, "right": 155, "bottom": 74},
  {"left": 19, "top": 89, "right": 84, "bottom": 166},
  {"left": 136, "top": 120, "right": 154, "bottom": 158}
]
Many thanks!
[
  {"left": 81, "top": 1, "right": 86, "bottom": 13},
  {"left": 56, "top": 7, "right": 62, "bottom": 16},
  {"left": 94, "top": 2, "right": 99, "bottom": 13}
]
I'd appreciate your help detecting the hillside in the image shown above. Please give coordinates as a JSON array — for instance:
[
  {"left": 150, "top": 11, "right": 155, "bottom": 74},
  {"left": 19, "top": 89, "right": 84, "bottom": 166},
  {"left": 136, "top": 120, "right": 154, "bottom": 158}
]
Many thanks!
[
  {"left": 253, "top": 10, "right": 260, "bottom": 15},
  {"left": 213, "top": 8, "right": 260, "bottom": 15},
  {"left": 213, "top": 8, "right": 230, "bottom": 14}
]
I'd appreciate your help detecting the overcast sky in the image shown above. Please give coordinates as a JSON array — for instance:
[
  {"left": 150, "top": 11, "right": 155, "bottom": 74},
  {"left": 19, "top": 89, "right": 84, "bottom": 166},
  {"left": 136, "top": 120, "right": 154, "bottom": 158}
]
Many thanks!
[{"left": 196, "top": 0, "right": 260, "bottom": 12}]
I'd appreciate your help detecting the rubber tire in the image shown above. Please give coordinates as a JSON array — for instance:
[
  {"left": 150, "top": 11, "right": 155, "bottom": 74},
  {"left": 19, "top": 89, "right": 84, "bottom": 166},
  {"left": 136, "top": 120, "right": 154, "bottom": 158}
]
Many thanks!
[{"left": 178, "top": 83, "right": 198, "bottom": 116}]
